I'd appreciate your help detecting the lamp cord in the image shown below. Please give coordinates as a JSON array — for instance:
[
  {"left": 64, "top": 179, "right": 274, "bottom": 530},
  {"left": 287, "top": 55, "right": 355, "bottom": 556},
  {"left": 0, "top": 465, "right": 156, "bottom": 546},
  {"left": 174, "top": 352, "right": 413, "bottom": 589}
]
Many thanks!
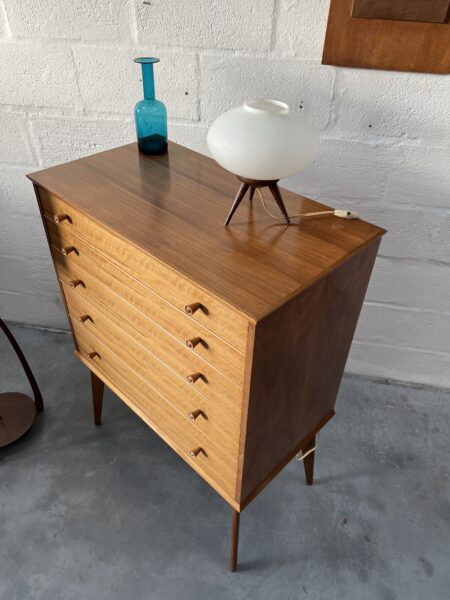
[
  {"left": 257, "top": 188, "right": 358, "bottom": 222},
  {"left": 296, "top": 433, "right": 319, "bottom": 462}
]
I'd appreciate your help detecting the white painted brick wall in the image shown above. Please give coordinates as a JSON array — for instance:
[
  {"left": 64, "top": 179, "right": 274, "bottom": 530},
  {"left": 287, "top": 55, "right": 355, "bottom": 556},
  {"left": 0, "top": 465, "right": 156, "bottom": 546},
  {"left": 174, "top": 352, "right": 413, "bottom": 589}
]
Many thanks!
[
  {"left": 201, "top": 55, "right": 335, "bottom": 129},
  {"left": 4, "top": 0, "right": 131, "bottom": 41},
  {"left": 0, "top": 113, "right": 38, "bottom": 164},
  {"left": 32, "top": 116, "right": 135, "bottom": 166},
  {"left": 0, "top": 167, "right": 41, "bottom": 217},
  {"left": 72, "top": 46, "right": 199, "bottom": 119},
  {"left": 0, "top": 1, "right": 9, "bottom": 37},
  {"left": 285, "top": 139, "right": 400, "bottom": 202},
  {"left": 274, "top": 0, "right": 330, "bottom": 61},
  {"left": 0, "top": 0, "right": 449, "bottom": 387},
  {"left": 331, "top": 69, "right": 450, "bottom": 144},
  {"left": 133, "top": 0, "right": 275, "bottom": 51},
  {"left": 0, "top": 42, "right": 81, "bottom": 108}
]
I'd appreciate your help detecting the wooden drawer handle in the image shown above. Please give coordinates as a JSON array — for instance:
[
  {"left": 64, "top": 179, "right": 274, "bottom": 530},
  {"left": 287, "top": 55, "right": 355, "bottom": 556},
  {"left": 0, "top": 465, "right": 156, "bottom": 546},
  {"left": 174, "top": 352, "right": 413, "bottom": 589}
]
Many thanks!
[
  {"left": 189, "top": 447, "right": 205, "bottom": 458},
  {"left": 69, "top": 279, "right": 84, "bottom": 289},
  {"left": 78, "top": 314, "right": 93, "bottom": 324},
  {"left": 87, "top": 351, "right": 100, "bottom": 361},
  {"left": 188, "top": 409, "right": 206, "bottom": 422},
  {"left": 185, "top": 337, "right": 206, "bottom": 350},
  {"left": 186, "top": 372, "right": 206, "bottom": 385},
  {"left": 61, "top": 246, "right": 77, "bottom": 256},
  {"left": 185, "top": 302, "right": 206, "bottom": 316},
  {"left": 54, "top": 214, "right": 71, "bottom": 225}
]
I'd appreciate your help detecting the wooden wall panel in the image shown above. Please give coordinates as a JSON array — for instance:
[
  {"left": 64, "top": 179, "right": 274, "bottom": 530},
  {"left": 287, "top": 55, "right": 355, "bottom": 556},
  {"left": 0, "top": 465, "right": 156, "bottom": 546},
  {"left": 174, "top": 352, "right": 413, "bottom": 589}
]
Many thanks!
[
  {"left": 352, "top": 0, "right": 450, "bottom": 23},
  {"left": 323, "top": 0, "right": 450, "bottom": 73}
]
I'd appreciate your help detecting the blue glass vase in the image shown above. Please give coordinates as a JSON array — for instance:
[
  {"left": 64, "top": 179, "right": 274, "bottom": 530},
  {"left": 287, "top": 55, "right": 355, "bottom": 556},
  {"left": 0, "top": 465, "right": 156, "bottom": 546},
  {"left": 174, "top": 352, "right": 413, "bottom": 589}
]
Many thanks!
[{"left": 133, "top": 57, "right": 167, "bottom": 155}]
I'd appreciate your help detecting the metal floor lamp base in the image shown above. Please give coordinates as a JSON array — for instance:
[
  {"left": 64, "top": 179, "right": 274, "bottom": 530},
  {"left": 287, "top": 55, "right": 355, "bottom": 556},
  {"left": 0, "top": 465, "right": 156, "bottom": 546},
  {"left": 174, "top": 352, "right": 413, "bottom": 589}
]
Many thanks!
[{"left": 0, "top": 393, "right": 37, "bottom": 447}]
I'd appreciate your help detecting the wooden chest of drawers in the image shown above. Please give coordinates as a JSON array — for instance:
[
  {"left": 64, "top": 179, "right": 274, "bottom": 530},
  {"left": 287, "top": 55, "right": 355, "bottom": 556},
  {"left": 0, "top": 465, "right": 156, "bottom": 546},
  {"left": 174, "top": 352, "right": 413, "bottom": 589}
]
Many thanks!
[{"left": 29, "top": 142, "right": 385, "bottom": 570}]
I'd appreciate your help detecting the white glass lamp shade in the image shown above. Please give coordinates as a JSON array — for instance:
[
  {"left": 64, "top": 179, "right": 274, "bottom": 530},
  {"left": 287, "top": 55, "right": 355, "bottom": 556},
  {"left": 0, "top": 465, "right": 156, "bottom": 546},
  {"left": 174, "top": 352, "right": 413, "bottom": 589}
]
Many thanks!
[{"left": 207, "top": 99, "right": 319, "bottom": 181}]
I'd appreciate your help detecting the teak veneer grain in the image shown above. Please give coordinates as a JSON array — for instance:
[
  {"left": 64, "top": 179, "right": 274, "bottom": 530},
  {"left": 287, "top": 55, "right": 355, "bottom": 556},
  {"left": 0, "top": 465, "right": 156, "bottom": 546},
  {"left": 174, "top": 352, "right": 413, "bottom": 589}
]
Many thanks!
[
  {"left": 66, "top": 291, "right": 241, "bottom": 454},
  {"left": 30, "top": 143, "right": 384, "bottom": 320},
  {"left": 54, "top": 257, "right": 244, "bottom": 415},
  {"left": 45, "top": 218, "right": 246, "bottom": 383},
  {"left": 29, "top": 141, "right": 385, "bottom": 571}
]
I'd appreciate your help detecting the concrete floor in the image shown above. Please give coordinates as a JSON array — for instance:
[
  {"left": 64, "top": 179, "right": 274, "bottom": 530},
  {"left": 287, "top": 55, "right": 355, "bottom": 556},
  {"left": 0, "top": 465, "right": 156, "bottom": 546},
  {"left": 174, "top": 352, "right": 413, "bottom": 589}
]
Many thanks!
[{"left": 1, "top": 325, "right": 449, "bottom": 600}]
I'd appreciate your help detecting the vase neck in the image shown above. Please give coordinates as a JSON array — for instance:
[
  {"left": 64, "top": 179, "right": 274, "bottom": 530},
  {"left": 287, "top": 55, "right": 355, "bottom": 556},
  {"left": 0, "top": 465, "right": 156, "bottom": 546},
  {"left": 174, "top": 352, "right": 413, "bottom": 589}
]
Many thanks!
[{"left": 141, "top": 63, "right": 155, "bottom": 100}]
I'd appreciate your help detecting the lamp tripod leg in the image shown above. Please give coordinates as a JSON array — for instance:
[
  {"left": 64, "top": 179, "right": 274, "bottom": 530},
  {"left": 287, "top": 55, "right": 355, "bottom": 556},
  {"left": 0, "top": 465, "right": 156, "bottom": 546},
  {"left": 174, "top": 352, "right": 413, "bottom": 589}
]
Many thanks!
[
  {"left": 224, "top": 183, "right": 250, "bottom": 226},
  {"left": 248, "top": 187, "right": 255, "bottom": 202},
  {"left": 268, "top": 182, "right": 290, "bottom": 224}
]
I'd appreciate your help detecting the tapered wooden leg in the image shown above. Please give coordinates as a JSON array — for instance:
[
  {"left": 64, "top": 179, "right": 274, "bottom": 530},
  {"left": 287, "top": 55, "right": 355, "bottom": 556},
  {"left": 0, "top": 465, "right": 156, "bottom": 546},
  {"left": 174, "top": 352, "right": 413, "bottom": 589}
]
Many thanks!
[
  {"left": 91, "top": 371, "right": 104, "bottom": 426},
  {"left": 224, "top": 183, "right": 250, "bottom": 225},
  {"left": 248, "top": 186, "right": 255, "bottom": 202},
  {"left": 268, "top": 182, "right": 291, "bottom": 224},
  {"left": 302, "top": 436, "right": 316, "bottom": 486},
  {"left": 230, "top": 509, "right": 240, "bottom": 572}
]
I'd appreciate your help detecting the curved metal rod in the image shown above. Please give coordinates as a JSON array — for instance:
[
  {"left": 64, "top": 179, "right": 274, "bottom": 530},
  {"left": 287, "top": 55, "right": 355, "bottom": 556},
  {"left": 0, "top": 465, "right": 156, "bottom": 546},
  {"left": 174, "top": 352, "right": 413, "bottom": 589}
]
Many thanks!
[{"left": 0, "top": 318, "right": 44, "bottom": 413}]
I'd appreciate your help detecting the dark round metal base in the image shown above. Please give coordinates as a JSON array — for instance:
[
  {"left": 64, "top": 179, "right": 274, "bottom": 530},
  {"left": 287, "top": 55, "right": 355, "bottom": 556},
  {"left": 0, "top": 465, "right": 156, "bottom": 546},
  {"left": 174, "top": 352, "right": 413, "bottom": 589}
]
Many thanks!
[{"left": 0, "top": 392, "right": 37, "bottom": 448}]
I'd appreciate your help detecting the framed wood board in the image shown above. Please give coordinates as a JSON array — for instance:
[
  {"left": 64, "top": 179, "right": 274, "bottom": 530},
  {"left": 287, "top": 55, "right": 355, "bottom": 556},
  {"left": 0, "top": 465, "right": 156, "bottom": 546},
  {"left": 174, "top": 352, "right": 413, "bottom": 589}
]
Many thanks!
[
  {"left": 322, "top": 0, "right": 450, "bottom": 73},
  {"left": 352, "top": 0, "right": 450, "bottom": 23}
]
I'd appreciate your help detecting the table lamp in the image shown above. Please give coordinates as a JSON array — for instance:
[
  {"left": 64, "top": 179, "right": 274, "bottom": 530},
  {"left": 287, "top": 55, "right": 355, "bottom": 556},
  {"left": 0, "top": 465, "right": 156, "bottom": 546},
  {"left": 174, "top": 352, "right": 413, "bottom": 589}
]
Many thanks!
[{"left": 207, "top": 99, "right": 319, "bottom": 225}]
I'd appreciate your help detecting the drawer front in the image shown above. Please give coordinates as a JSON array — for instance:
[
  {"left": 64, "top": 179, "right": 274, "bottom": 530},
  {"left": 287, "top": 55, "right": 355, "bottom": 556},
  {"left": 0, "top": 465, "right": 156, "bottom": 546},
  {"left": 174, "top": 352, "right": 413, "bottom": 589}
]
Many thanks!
[
  {"left": 67, "top": 293, "right": 241, "bottom": 455},
  {"left": 39, "top": 187, "right": 248, "bottom": 352},
  {"left": 54, "top": 253, "right": 243, "bottom": 418},
  {"left": 46, "top": 218, "right": 245, "bottom": 386},
  {"left": 73, "top": 321, "right": 238, "bottom": 499}
]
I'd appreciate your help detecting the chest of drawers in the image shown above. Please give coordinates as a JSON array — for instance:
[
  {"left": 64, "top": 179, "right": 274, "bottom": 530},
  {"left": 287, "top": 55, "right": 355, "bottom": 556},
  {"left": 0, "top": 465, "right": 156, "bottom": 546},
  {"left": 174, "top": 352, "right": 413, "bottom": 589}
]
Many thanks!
[{"left": 29, "top": 142, "right": 385, "bottom": 570}]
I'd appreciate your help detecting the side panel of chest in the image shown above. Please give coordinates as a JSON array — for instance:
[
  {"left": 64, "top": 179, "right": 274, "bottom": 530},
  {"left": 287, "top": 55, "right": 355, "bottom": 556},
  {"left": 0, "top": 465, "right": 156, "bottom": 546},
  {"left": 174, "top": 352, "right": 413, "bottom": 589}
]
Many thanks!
[{"left": 239, "top": 240, "right": 380, "bottom": 506}]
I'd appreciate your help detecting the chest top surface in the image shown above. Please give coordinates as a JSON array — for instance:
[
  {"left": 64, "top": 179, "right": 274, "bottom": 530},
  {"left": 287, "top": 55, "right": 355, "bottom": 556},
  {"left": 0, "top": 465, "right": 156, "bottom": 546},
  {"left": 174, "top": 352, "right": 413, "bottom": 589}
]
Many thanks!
[{"left": 28, "top": 142, "right": 385, "bottom": 320}]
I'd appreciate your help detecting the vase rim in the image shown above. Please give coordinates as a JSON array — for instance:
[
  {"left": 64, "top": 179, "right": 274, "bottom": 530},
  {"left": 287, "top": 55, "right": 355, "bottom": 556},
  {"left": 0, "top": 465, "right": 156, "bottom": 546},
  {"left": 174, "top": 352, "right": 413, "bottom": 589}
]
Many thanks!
[
  {"left": 134, "top": 57, "right": 160, "bottom": 64},
  {"left": 244, "top": 99, "right": 289, "bottom": 115}
]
